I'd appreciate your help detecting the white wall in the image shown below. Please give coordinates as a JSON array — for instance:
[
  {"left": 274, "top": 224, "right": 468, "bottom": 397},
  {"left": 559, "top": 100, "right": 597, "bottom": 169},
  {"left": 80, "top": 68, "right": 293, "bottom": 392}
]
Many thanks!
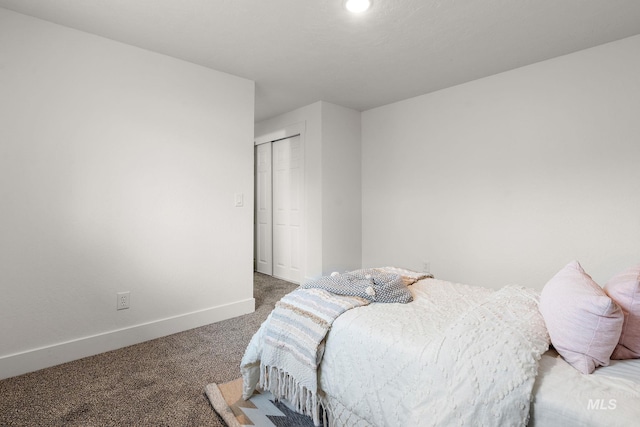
[
  {"left": 0, "top": 9, "right": 255, "bottom": 379},
  {"left": 321, "top": 103, "right": 362, "bottom": 274},
  {"left": 255, "top": 101, "right": 361, "bottom": 281},
  {"left": 362, "top": 35, "right": 640, "bottom": 290}
]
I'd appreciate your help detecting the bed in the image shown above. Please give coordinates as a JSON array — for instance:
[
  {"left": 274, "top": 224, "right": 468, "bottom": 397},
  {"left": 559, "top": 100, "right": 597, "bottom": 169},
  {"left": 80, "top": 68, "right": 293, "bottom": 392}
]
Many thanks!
[{"left": 241, "top": 266, "right": 640, "bottom": 427}]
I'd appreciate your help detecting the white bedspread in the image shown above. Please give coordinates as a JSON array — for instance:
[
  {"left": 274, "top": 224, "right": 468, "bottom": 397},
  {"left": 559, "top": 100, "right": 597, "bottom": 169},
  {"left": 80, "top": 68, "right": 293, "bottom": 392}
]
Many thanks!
[{"left": 318, "top": 279, "right": 550, "bottom": 427}]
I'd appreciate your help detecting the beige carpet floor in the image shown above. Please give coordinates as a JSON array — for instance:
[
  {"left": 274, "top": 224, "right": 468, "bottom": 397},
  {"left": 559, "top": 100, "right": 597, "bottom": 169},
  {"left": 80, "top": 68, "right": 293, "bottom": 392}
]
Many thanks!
[{"left": 0, "top": 273, "right": 297, "bottom": 427}]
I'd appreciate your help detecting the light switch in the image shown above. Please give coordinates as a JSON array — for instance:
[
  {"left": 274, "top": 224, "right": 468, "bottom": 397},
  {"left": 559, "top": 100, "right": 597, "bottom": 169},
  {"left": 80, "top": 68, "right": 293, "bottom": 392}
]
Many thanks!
[{"left": 235, "top": 193, "right": 244, "bottom": 207}]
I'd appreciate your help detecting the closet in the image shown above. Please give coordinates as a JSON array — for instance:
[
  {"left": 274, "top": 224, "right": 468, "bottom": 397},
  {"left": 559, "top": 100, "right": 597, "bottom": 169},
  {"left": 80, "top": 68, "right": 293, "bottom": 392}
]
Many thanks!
[{"left": 255, "top": 135, "right": 303, "bottom": 284}]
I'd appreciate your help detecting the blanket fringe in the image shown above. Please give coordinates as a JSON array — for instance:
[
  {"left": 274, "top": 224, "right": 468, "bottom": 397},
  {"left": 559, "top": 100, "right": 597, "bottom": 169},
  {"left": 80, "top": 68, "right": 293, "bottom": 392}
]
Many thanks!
[{"left": 260, "top": 365, "right": 325, "bottom": 426}]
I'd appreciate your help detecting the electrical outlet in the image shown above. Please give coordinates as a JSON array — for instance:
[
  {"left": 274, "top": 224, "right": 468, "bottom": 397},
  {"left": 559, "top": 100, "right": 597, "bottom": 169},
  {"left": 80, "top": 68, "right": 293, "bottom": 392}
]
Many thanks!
[
  {"left": 422, "top": 261, "right": 431, "bottom": 274},
  {"left": 117, "top": 291, "right": 130, "bottom": 310}
]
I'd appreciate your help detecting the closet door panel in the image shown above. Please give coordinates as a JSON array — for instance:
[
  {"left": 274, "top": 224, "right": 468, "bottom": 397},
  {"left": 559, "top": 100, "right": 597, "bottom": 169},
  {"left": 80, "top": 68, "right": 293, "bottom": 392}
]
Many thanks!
[
  {"left": 272, "top": 136, "right": 302, "bottom": 283},
  {"left": 255, "top": 143, "right": 272, "bottom": 275}
]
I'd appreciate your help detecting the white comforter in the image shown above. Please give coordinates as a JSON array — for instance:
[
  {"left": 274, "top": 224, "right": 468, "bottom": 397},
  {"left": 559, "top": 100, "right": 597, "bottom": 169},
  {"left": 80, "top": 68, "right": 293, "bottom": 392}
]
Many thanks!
[
  {"left": 318, "top": 279, "right": 550, "bottom": 427},
  {"left": 242, "top": 278, "right": 550, "bottom": 426}
]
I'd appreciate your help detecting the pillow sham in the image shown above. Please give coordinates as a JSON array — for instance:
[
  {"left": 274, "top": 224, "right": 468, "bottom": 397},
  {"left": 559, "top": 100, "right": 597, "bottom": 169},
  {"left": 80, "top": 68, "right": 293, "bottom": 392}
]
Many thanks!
[
  {"left": 604, "top": 264, "right": 640, "bottom": 359},
  {"left": 539, "top": 260, "right": 623, "bottom": 374},
  {"left": 374, "top": 266, "right": 433, "bottom": 286}
]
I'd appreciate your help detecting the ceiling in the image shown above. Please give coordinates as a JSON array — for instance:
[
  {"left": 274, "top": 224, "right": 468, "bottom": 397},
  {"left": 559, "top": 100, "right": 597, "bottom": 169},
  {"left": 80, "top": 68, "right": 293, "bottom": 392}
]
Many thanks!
[{"left": 2, "top": 0, "right": 640, "bottom": 122}]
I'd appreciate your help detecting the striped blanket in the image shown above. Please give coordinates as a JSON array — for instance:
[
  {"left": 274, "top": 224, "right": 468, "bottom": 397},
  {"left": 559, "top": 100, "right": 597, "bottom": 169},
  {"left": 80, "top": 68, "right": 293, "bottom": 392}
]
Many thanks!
[{"left": 241, "top": 288, "right": 369, "bottom": 426}]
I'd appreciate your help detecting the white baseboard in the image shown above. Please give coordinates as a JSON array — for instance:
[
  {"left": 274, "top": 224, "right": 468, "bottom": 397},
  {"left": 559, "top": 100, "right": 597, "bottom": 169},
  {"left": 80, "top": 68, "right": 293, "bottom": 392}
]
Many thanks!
[{"left": 0, "top": 298, "right": 255, "bottom": 380}]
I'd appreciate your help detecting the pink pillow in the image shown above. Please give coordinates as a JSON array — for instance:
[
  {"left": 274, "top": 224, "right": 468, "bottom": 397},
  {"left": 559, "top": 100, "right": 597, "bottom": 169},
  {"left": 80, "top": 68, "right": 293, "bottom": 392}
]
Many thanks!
[
  {"left": 540, "top": 260, "right": 624, "bottom": 374},
  {"left": 604, "top": 264, "right": 640, "bottom": 359}
]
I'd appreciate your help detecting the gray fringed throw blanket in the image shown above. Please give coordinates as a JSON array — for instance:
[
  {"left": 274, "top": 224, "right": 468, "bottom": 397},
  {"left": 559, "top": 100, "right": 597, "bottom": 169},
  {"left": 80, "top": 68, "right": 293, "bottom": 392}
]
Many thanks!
[{"left": 241, "top": 288, "right": 369, "bottom": 425}]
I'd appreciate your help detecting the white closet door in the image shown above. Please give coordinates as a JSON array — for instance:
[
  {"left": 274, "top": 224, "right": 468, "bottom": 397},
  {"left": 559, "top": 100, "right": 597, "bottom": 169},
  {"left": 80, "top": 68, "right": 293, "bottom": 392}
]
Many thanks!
[
  {"left": 255, "top": 143, "right": 272, "bottom": 275},
  {"left": 272, "top": 136, "right": 302, "bottom": 283}
]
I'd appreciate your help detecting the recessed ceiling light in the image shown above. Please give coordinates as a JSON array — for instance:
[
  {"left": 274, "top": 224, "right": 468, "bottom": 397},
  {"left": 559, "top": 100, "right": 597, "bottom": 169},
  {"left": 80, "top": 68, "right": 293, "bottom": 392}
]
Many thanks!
[{"left": 345, "top": 0, "right": 372, "bottom": 13}]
